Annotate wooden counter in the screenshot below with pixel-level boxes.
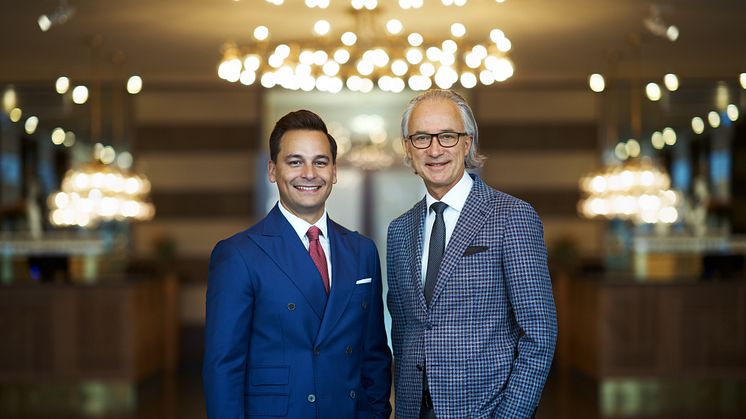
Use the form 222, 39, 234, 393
555, 275, 746, 379
0, 276, 179, 383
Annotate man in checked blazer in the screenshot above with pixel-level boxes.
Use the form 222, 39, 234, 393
387, 90, 557, 418
203, 110, 392, 419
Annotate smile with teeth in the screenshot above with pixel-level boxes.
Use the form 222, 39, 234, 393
294, 185, 322, 191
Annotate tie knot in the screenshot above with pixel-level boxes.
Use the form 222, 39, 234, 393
430, 201, 448, 216
307, 226, 322, 241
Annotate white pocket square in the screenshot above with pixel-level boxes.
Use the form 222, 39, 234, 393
356, 278, 372, 284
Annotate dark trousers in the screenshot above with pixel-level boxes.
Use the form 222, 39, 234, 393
420, 368, 436, 419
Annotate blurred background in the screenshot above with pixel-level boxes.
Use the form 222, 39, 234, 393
1, 0, 745, 418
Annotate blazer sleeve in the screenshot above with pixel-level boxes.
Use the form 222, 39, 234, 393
495, 201, 558, 418
203, 239, 255, 419
361, 242, 393, 419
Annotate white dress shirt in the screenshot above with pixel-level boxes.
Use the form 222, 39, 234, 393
277, 202, 333, 287
420, 171, 474, 285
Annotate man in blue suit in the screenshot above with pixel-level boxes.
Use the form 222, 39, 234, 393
204, 110, 392, 419
387, 90, 557, 418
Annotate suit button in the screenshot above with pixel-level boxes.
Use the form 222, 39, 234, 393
346, 346, 353, 354
287, 303, 296, 311
307, 394, 316, 403
314, 347, 320, 356
349, 390, 356, 399
416, 364, 423, 371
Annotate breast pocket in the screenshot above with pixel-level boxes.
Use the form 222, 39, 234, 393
245, 365, 289, 417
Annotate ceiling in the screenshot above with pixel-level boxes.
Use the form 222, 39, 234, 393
1, 0, 745, 87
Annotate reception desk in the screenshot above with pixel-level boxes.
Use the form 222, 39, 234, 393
558, 276, 746, 379
0, 276, 179, 383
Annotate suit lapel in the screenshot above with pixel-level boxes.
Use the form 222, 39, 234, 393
430, 175, 494, 308
247, 205, 327, 319
407, 198, 428, 312
316, 219, 357, 344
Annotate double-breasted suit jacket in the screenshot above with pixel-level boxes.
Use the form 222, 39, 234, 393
386, 174, 557, 418
204, 205, 392, 419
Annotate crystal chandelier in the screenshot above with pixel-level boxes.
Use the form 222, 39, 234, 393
217, 1, 514, 92
578, 159, 680, 224
48, 157, 155, 228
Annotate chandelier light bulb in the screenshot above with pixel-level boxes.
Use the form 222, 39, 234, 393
408, 33, 423, 47
708, 111, 721, 128
72, 85, 89, 104
253, 26, 269, 41
2, 87, 17, 112
662, 127, 676, 145
405, 47, 423, 64
341, 32, 357, 46
9, 107, 22, 122
333, 48, 350, 64
363, 0, 378, 10
25, 116, 40, 135
386, 19, 403, 35
460, 72, 477, 88
51, 127, 66, 145
589, 73, 605, 92
391, 59, 408, 76
727, 104, 739, 121
651, 131, 664, 149
351, 0, 364, 9
740, 73, 746, 89
663, 73, 679, 91
490, 28, 505, 43
691, 117, 705, 134
314, 20, 331, 36
450, 23, 466, 38
126, 75, 143, 94
55, 76, 70, 94
645, 82, 662, 101
666, 25, 679, 41
496, 37, 512, 52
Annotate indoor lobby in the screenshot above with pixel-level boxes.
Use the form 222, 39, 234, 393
1, 1, 746, 418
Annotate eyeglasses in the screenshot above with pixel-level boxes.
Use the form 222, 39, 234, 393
407, 131, 467, 149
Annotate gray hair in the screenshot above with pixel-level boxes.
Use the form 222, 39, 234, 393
400, 89, 485, 169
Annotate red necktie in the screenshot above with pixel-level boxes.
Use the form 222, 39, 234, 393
306, 226, 330, 294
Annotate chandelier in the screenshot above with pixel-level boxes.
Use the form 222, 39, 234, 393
47, 152, 155, 228
578, 159, 680, 224
217, 1, 514, 92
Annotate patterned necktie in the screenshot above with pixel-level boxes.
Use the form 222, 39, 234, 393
307, 226, 330, 295
424, 202, 447, 306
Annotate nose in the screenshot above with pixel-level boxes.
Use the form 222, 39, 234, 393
426, 137, 444, 157
301, 164, 316, 179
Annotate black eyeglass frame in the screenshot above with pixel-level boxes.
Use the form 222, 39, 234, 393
406, 131, 468, 149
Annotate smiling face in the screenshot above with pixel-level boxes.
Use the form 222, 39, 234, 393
406, 98, 472, 199
268, 129, 337, 223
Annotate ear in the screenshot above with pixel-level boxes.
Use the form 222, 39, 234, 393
267, 160, 277, 183
464, 134, 473, 154
331, 164, 337, 185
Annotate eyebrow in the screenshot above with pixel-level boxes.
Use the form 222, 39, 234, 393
284, 154, 330, 160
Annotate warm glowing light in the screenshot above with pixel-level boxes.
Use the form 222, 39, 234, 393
55, 76, 70, 94
651, 131, 664, 149
386, 19, 403, 35
408, 33, 423, 47
25, 116, 39, 135
334, 49, 350, 64
9, 107, 22, 122
727, 104, 739, 121
708, 111, 721, 128
127, 75, 143, 94
341, 32, 357, 46
645, 82, 662, 101
691, 117, 705, 134
662, 127, 676, 145
450, 23, 466, 38
253, 26, 269, 41
313, 20, 331, 36
2, 88, 17, 112
51, 127, 65, 145
589, 73, 605, 92
72, 85, 89, 104
740, 73, 746, 89
666, 25, 679, 41
663, 73, 679, 91
626, 139, 641, 158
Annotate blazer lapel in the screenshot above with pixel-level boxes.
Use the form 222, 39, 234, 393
248, 205, 327, 319
316, 219, 358, 344
407, 198, 428, 312
430, 175, 494, 308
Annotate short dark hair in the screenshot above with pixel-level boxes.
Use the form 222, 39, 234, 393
269, 110, 337, 163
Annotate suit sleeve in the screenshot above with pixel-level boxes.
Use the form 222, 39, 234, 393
203, 239, 255, 419
495, 201, 558, 418
361, 242, 393, 419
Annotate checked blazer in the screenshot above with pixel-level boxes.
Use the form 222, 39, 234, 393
386, 174, 557, 419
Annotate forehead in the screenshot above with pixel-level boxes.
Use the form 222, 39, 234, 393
408, 99, 464, 131
278, 129, 331, 157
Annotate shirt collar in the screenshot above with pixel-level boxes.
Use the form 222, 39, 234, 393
425, 171, 474, 213
277, 201, 329, 240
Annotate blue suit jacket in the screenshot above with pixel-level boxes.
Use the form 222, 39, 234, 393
386, 174, 557, 419
203, 205, 392, 419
